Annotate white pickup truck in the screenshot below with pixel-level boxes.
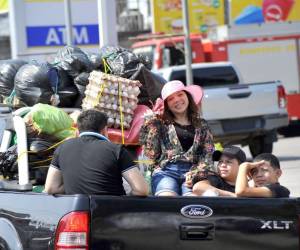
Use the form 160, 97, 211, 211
155, 62, 289, 157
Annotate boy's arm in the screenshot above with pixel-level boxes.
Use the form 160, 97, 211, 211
193, 180, 236, 197
235, 161, 273, 197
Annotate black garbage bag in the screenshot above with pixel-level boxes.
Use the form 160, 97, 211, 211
73, 83, 87, 108
28, 138, 55, 166
74, 72, 90, 86
130, 64, 166, 106
57, 86, 79, 107
28, 138, 55, 185
100, 45, 152, 78
32, 168, 49, 185
137, 54, 152, 70
0, 59, 27, 96
14, 62, 55, 106
86, 52, 102, 70
75, 82, 86, 95
0, 144, 18, 179
72, 72, 89, 108
55, 66, 79, 107
54, 46, 93, 79
56, 67, 74, 89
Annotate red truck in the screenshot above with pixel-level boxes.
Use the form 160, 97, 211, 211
131, 22, 300, 133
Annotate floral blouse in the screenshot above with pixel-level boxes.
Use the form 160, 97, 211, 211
139, 114, 215, 171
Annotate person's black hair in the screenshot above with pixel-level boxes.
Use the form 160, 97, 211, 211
162, 91, 201, 127
77, 109, 108, 133
253, 153, 280, 169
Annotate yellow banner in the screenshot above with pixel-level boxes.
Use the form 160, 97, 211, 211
152, 0, 225, 34
231, 0, 300, 23
0, 0, 8, 13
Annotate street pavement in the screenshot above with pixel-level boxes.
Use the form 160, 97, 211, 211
242, 135, 300, 197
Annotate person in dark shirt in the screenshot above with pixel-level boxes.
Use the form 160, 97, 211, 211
45, 109, 148, 196
235, 153, 290, 198
190, 146, 246, 197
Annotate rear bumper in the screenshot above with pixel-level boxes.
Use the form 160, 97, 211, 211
208, 113, 289, 143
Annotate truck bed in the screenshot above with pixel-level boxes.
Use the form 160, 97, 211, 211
0, 193, 299, 250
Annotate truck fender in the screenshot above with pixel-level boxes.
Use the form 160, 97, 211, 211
0, 218, 23, 250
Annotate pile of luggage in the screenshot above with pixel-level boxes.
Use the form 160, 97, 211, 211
0, 45, 166, 185
0, 45, 165, 109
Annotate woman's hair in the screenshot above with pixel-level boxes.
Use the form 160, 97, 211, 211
162, 91, 201, 127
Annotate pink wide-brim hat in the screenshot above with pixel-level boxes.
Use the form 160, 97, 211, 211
161, 80, 204, 105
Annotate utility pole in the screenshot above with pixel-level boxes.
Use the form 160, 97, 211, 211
98, 0, 118, 47
182, 0, 193, 85
64, 0, 73, 46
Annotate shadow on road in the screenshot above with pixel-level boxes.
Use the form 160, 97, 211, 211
278, 123, 300, 138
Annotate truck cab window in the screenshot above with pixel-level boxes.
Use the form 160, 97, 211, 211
163, 46, 185, 68
170, 66, 239, 87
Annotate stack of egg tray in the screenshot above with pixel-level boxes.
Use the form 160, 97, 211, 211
82, 71, 141, 129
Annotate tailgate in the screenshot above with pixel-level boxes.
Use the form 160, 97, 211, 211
90, 196, 299, 250
202, 82, 280, 120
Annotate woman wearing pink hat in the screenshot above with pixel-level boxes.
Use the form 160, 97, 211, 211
140, 80, 215, 196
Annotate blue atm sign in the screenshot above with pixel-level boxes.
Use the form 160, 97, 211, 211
26, 25, 99, 47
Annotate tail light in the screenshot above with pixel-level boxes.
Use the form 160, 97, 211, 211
277, 85, 286, 109
55, 211, 89, 250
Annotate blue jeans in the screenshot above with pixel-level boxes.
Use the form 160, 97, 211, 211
151, 161, 192, 196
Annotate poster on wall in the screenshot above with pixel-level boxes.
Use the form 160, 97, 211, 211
0, 0, 8, 13
230, 0, 300, 25
152, 0, 225, 34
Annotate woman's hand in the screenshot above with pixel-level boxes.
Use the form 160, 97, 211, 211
185, 171, 193, 188
152, 98, 164, 115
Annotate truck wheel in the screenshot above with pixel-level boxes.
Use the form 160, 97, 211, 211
249, 136, 273, 158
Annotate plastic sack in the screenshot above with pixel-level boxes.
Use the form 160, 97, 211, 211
74, 72, 90, 86
130, 64, 166, 106
54, 46, 93, 79
14, 62, 55, 106
0, 144, 18, 179
100, 45, 152, 78
73, 83, 86, 108
28, 138, 55, 166
57, 86, 79, 107
56, 67, 74, 89
86, 52, 102, 70
24, 103, 75, 140
0, 59, 27, 96
55, 67, 78, 107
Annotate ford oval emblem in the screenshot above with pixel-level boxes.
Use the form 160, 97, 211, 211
181, 205, 213, 218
